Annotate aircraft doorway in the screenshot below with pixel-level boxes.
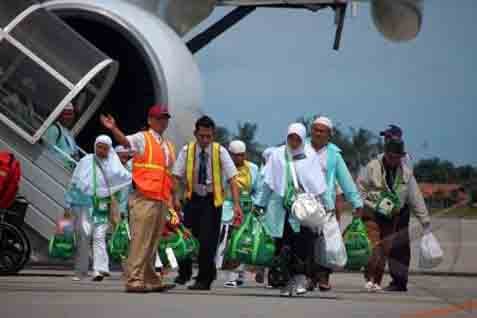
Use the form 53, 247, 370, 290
57, 13, 162, 152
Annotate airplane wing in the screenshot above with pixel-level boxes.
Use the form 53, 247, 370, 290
158, 0, 422, 44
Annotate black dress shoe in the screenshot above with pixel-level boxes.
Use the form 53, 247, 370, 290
150, 283, 176, 293
174, 276, 190, 285
187, 281, 211, 291
383, 284, 407, 292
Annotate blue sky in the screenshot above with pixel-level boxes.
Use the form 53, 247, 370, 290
188, 1, 476, 166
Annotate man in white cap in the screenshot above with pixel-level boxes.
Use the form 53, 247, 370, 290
43, 103, 80, 168
216, 140, 260, 287
305, 116, 364, 292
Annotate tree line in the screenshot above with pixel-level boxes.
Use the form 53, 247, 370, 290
216, 120, 477, 187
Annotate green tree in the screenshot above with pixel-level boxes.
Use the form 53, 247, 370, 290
215, 125, 231, 146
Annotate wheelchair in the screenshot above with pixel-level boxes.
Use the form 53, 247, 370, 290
0, 197, 31, 275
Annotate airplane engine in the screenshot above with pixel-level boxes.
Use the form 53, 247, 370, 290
371, 0, 423, 42
43, 0, 203, 149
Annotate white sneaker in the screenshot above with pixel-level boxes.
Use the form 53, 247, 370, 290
280, 278, 296, 297
364, 281, 374, 292
72, 276, 81, 281
372, 283, 382, 292
294, 275, 308, 296
224, 280, 241, 288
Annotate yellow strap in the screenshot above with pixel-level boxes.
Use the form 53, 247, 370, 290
185, 142, 196, 200
212, 142, 224, 207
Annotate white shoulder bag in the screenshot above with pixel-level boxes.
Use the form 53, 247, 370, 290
288, 154, 327, 228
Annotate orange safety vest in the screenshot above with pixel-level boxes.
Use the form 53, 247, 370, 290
132, 131, 175, 202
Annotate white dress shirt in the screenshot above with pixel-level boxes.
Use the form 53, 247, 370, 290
172, 143, 237, 195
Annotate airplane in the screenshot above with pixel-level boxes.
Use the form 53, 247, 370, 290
0, 0, 423, 259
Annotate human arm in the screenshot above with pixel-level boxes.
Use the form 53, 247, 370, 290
100, 114, 131, 148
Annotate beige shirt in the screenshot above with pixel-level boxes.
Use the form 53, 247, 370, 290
356, 158, 430, 224
172, 143, 237, 195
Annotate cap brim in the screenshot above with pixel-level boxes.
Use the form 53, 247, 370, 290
150, 113, 171, 119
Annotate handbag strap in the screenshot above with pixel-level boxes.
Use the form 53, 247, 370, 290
285, 150, 300, 192
93, 157, 113, 199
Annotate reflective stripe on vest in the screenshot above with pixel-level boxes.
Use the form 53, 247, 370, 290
132, 131, 174, 201
185, 142, 224, 207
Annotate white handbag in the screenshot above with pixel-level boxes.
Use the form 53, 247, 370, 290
288, 154, 327, 228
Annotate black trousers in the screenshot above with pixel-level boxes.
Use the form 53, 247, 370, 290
388, 204, 411, 288
178, 193, 222, 285
281, 211, 315, 276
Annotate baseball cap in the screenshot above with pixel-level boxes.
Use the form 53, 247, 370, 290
148, 104, 171, 119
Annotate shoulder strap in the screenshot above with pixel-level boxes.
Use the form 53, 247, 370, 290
94, 157, 113, 198
285, 150, 300, 192
53, 123, 63, 145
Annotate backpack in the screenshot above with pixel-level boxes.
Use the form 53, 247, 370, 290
0, 151, 21, 209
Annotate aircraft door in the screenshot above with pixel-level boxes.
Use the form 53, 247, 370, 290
0, 0, 118, 144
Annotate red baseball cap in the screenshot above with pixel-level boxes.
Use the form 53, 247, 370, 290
148, 104, 171, 119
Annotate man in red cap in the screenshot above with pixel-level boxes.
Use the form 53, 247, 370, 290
101, 104, 176, 293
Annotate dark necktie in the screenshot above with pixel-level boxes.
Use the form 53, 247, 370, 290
198, 149, 207, 185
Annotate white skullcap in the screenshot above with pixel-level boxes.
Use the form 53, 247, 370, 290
115, 145, 130, 153
313, 116, 333, 130
229, 140, 246, 154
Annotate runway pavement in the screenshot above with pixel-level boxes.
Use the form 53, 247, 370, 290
0, 270, 475, 318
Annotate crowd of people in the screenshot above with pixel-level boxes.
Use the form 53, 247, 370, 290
48, 103, 433, 296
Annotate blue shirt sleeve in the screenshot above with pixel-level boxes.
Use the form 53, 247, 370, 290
335, 153, 363, 209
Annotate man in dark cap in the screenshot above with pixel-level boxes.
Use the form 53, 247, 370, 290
379, 125, 412, 292
357, 128, 431, 292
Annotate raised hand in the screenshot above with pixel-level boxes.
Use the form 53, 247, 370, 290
100, 114, 116, 130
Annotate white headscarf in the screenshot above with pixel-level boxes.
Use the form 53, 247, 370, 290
263, 123, 326, 197
70, 135, 132, 198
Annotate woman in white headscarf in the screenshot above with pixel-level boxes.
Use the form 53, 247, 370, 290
254, 123, 327, 297
65, 135, 131, 282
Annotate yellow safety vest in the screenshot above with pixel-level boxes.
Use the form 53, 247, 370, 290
186, 142, 224, 207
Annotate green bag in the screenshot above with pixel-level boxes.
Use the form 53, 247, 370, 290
343, 218, 372, 270
108, 219, 130, 262
225, 213, 276, 267
375, 170, 402, 219
158, 225, 199, 267
48, 234, 75, 260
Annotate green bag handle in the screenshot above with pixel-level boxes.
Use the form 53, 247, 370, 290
160, 225, 186, 251
229, 212, 254, 260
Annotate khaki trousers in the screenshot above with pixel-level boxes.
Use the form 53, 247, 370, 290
126, 192, 167, 289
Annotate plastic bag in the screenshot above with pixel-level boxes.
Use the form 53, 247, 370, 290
108, 219, 130, 262
158, 225, 199, 267
419, 232, 443, 269
225, 213, 276, 267
343, 218, 372, 270
48, 212, 75, 259
317, 214, 347, 270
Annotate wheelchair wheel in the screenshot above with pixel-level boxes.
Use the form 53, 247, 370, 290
0, 222, 31, 275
